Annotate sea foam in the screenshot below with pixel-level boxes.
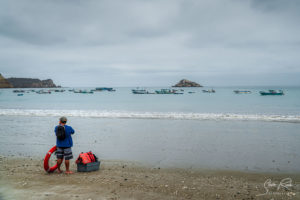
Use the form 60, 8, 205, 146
0, 109, 300, 123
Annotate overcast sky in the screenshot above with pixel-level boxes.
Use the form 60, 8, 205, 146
0, 0, 300, 87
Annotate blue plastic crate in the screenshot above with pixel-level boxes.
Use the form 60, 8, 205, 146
77, 161, 100, 172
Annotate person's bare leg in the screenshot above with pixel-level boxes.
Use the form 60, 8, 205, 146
65, 160, 73, 174
57, 159, 63, 173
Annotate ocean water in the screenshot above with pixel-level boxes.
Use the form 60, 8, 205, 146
0, 87, 300, 172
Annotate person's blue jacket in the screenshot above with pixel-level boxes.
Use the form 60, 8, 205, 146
54, 125, 75, 148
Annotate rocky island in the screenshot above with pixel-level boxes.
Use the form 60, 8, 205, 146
0, 73, 59, 88
172, 79, 202, 87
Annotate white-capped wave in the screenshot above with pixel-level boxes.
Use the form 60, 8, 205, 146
0, 109, 299, 123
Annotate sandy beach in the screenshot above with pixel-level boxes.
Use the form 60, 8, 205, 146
0, 155, 299, 200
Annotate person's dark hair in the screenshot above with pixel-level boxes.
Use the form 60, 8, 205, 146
60, 116, 67, 124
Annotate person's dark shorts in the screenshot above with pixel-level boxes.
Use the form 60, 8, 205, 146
56, 147, 73, 160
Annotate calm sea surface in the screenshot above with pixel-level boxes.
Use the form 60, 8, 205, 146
0, 87, 299, 172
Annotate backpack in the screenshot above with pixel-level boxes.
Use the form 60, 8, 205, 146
56, 125, 66, 140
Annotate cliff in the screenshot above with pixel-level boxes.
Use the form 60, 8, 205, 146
172, 79, 202, 87
6, 77, 57, 88
0, 74, 13, 88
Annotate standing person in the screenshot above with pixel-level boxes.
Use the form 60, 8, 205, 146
54, 116, 75, 174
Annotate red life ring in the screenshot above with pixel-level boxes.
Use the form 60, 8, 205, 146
44, 145, 58, 173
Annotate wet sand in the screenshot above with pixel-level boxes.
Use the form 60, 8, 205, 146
0, 155, 299, 200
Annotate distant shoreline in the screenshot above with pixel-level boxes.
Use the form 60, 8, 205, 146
2, 85, 300, 89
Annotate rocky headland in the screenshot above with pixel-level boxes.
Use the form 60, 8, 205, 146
173, 79, 202, 87
0, 74, 13, 88
0, 73, 58, 88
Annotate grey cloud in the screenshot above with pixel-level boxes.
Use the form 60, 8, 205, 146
251, 0, 300, 14
0, 0, 299, 86
0, 0, 178, 46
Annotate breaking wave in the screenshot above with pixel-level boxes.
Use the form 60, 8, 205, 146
0, 109, 300, 123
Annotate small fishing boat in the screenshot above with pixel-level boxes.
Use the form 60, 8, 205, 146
188, 91, 196, 94
155, 89, 172, 94
202, 89, 215, 93
54, 89, 65, 92
13, 90, 25, 93
36, 90, 51, 94
73, 90, 81, 93
234, 90, 251, 94
74, 90, 93, 94
259, 90, 284, 95
132, 89, 153, 94
17, 93, 24, 96
155, 89, 183, 94
173, 90, 184, 94
94, 87, 116, 92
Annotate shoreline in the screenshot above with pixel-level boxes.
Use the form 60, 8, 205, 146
1, 155, 300, 200
2, 153, 300, 174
